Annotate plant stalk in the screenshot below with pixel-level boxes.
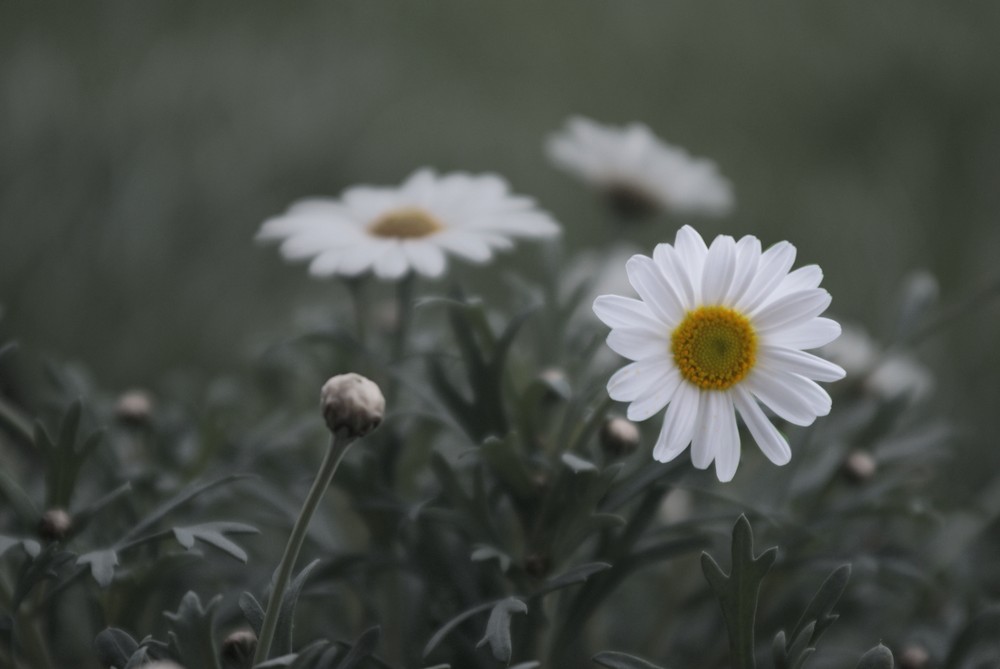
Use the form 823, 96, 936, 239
252, 432, 354, 664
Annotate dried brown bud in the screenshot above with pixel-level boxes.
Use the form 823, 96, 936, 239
898, 645, 930, 669
320, 373, 385, 439
38, 508, 72, 541
115, 389, 154, 425
523, 552, 551, 578
220, 629, 258, 669
843, 450, 877, 483
600, 416, 640, 458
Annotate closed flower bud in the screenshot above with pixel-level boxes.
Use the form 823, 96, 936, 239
898, 645, 929, 669
843, 450, 877, 483
320, 373, 385, 439
144, 662, 185, 669
115, 389, 154, 425
38, 508, 72, 541
221, 629, 257, 669
600, 416, 640, 458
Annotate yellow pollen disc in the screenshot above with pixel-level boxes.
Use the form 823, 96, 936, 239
368, 207, 444, 239
671, 306, 757, 391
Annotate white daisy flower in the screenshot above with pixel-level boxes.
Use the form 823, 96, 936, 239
592, 225, 845, 482
258, 169, 560, 280
546, 116, 734, 219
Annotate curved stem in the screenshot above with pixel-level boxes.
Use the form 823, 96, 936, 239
252, 433, 354, 664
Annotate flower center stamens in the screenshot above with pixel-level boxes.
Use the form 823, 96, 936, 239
671, 306, 757, 390
368, 207, 443, 239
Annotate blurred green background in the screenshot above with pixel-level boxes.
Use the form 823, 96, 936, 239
2, 1, 999, 462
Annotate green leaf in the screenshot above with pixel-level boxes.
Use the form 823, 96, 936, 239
93, 627, 138, 668
789, 564, 851, 648
592, 650, 668, 669
471, 544, 512, 572
856, 644, 894, 669
273, 559, 322, 656
0, 470, 40, 526
532, 562, 612, 598
164, 591, 222, 669
943, 605, 1000, 669
423, 599, 500, 659
0, 535, 40, 559
239, 591, 265, 636
334, 625, 381, 669
510, 663, 541, 669
481, 434, 537, 499
700, 515, 776, 669
77, 549, 119, 588
172, 522, 259, 563
477, 597, 528, 664
561, 453, 598, 473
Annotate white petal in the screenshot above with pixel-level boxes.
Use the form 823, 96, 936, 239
701, 235, 737, 305
337, 241, 388, 276
308, 249, 348, 277
673, 226, 709, 302
372, 245, 410, 279
725, 235, 761, 307
735, 241, 796, 313
765, 317, 841, 350
626, 366, 682, 421
403, 242, 447, 278
732, 386, 791, 465
593, 295, 665, 330
606, 329, 668, 361
626, 255, 685, 326
746, 368, 829, 426
690, 391, 721, 470
752, 289, 832, 333
434, 232, 493, 262
773, 264, 822, 299
652, 242, 697, 309
652, 383, 699, 463
607, 358, 675, 402
758, 346, 846, 382
712, 394, 741, 482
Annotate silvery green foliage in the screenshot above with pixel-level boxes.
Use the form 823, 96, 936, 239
0, 270, 995, 669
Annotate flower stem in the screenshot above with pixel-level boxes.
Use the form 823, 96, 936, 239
252, 432, 354, 665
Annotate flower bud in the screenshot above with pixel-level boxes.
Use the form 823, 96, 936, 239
220, 629, 257, 669
320, 373, 385, 439
38, 508, 72, 541
144, 662, 185, 669
842, 450, 877, 483
600, 416, 640, 459
115, 389, 154, 425
899, 645, 929, 669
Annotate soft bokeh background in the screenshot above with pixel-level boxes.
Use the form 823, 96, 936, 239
2, 1, 999, 470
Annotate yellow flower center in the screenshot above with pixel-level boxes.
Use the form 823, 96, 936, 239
671, 306, 757, 390
368, 207, 444, 239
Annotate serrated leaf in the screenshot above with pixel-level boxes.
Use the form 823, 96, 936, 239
239, 591, 265, 636
790, 564, 851, 648
476, 597, 528, 664
93, 627, 138, 668
164, 591, 222, 669
172, 522, 259, 563
423, 600, 500, 659
471, 545, 512, 572
122, 475, 252, 543
592, 650, 668, 669
701, 515, 776, 669
533, 562, 612, 598
334, 625, 381, 669
561, 453, 598, 473
0, 535, 40, 558
856, 644, 893, 669
77, 549, 119, 588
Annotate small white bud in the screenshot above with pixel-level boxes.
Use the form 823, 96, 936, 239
320, 373, 385, 439
600, 416, 640, 458
115, 389, 154, 424
38, 508, 73, 541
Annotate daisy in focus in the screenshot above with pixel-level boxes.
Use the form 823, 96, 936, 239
546, 116, 734, 219
258, 169, 560, 280
593, 226, 845, 482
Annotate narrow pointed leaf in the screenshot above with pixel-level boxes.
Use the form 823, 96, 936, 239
334, 625, 381, 669
592, 650, 668, 669
476, 597, 528, 663
239, 591, 266, 636
532, 562, 612, 598
93, 627, 138, 668
423, 600, 500, 659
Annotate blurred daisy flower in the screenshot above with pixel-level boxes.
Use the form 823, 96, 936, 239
258, 169, 560, 280
593, 226, 845, 482
546, 116, 734, 219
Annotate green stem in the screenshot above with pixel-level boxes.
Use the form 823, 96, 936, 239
345, 277, 369, 346
252, 432, 354, 664
386, 273, 415, 402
